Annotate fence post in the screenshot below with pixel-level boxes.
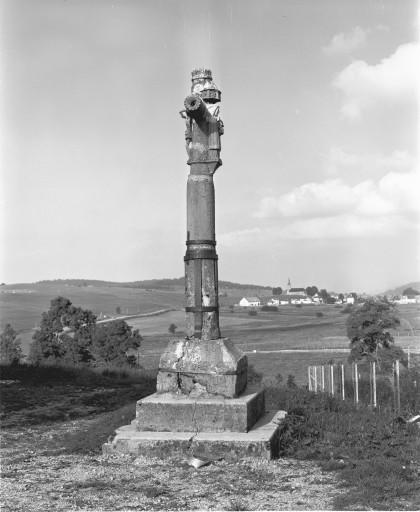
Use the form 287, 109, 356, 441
395, 359, 400, 413
341, 364, 345, 401
372, 361, 377, 408
314, 366, 318, 393
330, 365, 334, 396
354, 363, 359, 406
308, 366, 312, 391
321, 365, 325, 392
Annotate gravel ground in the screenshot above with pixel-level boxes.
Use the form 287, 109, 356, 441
0, 418, 348, 511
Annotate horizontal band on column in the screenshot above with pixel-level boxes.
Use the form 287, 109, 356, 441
184, 249, 218, 261
186, 239, 216, 246
186, 306, 218, 313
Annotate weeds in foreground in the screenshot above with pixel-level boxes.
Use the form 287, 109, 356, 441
265, 384, 420, 510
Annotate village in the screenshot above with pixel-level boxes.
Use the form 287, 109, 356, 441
238, 281, 420, 308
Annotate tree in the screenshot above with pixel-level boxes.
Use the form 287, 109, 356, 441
92, 320, 142, 367
115, 306, 122, 315
319, 289, 329, 303
29, 296, 96, 365
0, 324, 23, 364
305, 286, 319, 297
286, 374, 297, 388
272, 287, 283, 295
168, 323, 177, 334
402, 287, 420, 296
346, 298, 401, 369
338, 293, 344, 302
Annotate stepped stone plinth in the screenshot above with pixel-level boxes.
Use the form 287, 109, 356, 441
103, 69, 285, 460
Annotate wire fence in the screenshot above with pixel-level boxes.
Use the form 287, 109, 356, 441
307, 357, 419, 413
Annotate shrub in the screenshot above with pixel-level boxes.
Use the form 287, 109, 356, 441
247, 364, 263, 385
316, 312, 324, 318
342, 304, 353, 314
248, 309, 258, 316
0, 324, 23, 365
261, 305, 279, 312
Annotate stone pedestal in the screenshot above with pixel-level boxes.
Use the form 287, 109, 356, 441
104, 337, 286, 460
156, 337, 247, 398
135, 387, 265, 433
103, 410, 286, 461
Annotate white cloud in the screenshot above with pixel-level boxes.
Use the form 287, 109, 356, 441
326, 148, 414, 177
221, 169, 420, 244
278, 213, 409, 240
256, 171, 419, 220
220, 211, 415, 247
323, 26, 367, 56
333, 42, 420, 119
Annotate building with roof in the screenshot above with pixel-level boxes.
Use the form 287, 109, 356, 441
239, 297, 261, 307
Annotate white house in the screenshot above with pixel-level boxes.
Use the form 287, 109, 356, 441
239, 297, 261, 307
395, 295, 419, 305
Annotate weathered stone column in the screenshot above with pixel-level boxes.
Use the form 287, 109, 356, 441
156, 69, 247, 398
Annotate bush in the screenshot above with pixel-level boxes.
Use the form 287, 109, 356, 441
295, 304, 302, 308
261, 305, 278, 312
316, 312, 324, 318
247, 364, 263, 385
248, 309, 258, 316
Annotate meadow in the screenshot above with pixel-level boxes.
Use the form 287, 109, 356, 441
2, 281, 419, 385
128, 304, 420, 385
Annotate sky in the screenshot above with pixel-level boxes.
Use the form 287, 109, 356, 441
1, 0, 419, 293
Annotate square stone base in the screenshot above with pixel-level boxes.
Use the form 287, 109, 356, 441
135, 388, 265, 433
103, 410, 287, 460
157, 337, 247, 398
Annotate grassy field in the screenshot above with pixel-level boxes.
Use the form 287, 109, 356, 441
2, 284, 420, 385
128, 305, 420, 385
0, 282, 185, 332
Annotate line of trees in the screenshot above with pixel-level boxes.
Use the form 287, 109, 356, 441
271, 285, 358, 304
1, 296, 142, 368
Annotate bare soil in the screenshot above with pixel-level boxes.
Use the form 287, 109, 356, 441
1, 414, 347, 511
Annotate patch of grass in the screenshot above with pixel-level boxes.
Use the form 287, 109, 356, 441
226, 498, 249, 511
0, 363, 156, 427
266, 384, 420, 510
42, 403, 137, 454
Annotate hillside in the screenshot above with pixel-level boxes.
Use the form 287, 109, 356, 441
384, 281, 420, 296
9, 277, 272, 292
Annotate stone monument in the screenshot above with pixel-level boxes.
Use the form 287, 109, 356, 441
104, 69, 285, 460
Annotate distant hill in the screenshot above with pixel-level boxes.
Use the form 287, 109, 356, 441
31, 277, 271, 292
383, 281, 420, 296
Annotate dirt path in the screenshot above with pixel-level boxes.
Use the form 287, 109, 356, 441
1, 417, 348, 511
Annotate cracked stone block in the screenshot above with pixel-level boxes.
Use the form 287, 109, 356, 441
157, 337, 247, 398
135, 388, 265, 433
